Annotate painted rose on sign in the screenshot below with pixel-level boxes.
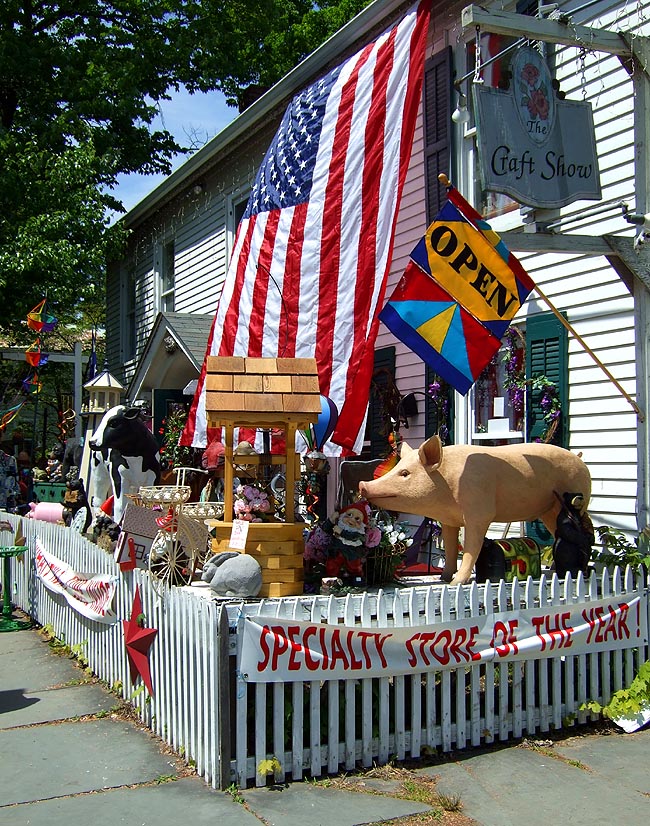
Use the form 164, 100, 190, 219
513, 47, 555, 145
528, 87, 550, 121
521, 63, 540, 86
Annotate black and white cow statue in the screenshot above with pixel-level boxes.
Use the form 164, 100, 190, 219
88, 405, 161, 525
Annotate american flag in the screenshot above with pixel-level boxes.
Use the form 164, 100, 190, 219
182, 0, 430, 454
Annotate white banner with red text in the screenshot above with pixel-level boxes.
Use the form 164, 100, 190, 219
240, 594, 647, 682
35, 539, 118, 624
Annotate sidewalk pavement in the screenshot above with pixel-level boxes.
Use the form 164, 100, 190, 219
2, 619, 649, 826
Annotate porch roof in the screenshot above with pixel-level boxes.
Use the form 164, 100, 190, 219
126, 312, 213, 401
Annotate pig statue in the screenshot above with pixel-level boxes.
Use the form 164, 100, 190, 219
27, 501, 65, 524
359, 435, 591, 585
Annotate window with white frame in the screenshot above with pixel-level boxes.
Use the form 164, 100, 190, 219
227, 191, 250, 259
159, 238, 175, 312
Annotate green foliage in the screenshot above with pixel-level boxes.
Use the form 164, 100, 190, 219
257, 756, 282, 780
47, 633, 73, 658
186, 1, 373, 108
583, 661, 650, 722
0, 137, 125, 327
0, 1, 372, 338
130, 683, 148, 702
225, 782, 246, 804
594, 525, 650, 571
153, 774, 177, 784
158, 404, 194, 470
70, 640, 89, 668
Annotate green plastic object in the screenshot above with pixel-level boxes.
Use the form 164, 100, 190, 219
0, 546, 31, 632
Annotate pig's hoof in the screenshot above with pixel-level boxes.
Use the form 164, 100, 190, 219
440, 570, 455, 583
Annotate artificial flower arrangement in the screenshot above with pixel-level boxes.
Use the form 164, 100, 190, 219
303, 499, 413, 590
234, 482, 276, 522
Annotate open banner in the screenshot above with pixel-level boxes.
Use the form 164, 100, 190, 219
35, 540, 118, 624
380, 184, 535, 395
240, 594, 647, 682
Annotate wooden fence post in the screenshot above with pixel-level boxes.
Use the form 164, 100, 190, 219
217, 605, 232, 789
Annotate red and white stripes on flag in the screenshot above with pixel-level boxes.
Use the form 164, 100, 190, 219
182, 0, 430, 454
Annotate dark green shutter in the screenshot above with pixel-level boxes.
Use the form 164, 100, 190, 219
525, 312, 568, 447
364, 347, 397, 459
423, 47, 452, 221
525, 313, 568, 543
422, 49, 454, 437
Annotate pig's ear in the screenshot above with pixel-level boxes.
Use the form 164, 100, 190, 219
399, 442, 414, 457
418, 435, 443, 468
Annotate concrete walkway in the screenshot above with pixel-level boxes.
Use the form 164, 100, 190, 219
2, 618, 649, 825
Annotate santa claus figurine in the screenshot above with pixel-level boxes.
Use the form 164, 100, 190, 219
324, 501, 371, 581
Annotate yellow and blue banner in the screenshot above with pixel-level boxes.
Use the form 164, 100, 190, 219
380, 186, 534, 394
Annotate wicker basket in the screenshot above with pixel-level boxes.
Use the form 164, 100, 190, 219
182, 501, 224, 520
138, 486, 192, 507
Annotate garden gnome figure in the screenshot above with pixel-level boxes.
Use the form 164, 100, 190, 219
325, 501, 370, 580
46, 445, 64, 482
552, 492, 594, 578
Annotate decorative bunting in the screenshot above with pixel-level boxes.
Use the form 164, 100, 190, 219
1, 298, 56, 431
21, 373, 42, 394
26, 299, 58, 333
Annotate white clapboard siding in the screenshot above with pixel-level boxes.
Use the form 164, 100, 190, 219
4, 516, 648, 791
450, 0, 626, 486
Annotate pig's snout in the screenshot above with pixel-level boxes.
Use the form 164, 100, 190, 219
359, 480, 371, 499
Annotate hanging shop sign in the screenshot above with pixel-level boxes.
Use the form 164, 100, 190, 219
473, 46, 601, 208
239, 592, 646, 682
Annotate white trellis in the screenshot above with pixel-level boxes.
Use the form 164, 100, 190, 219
3, 515, 648, 789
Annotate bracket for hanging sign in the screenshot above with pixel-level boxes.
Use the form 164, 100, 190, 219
460, 5, 632, 55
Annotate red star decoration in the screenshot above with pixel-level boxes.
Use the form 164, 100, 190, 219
123, 586, 158, 695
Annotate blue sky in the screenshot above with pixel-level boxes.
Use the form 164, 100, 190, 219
112, 87, 239, 215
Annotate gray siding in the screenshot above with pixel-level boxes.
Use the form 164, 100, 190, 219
111, 130, 275, 386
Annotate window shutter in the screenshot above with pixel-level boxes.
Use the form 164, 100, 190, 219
423, 47, 452, 221
364, 347, 397, 459
525, 312, 568, 447
422, 49, 454, 436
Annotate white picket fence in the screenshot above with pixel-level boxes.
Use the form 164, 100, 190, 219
3, 515, 649, 790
